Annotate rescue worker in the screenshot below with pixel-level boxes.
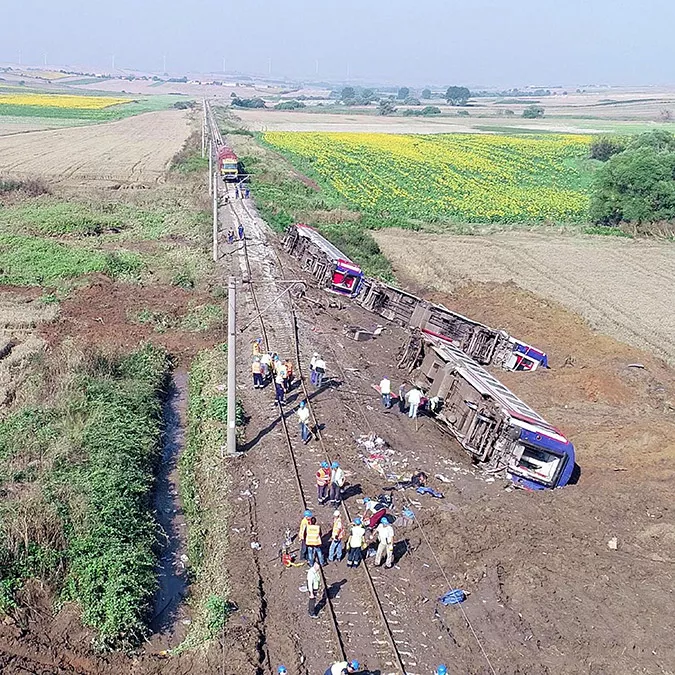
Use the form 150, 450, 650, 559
324, 660, 360, 675
260, 351, 272, 381
398, 383, 407, 413
380, 376, 392, 408
277, 667, 287, 675
252, 338, 262, 356
329, 461, 345, 506
309, 353, 320, 385
305, 516, 324, 566
274, 372, 285, 404
328, 510, 345, 562
298, 509, 312, 561
244, 186, 250, 198
227, 228, 235, 244
406, 386, 423, 419
283, 359, 294, 391
238, 223, 245, 240
316, 461, 331, 504
314, 355, 327, 388
435, 666, 448, 675
346, 517, 366, 568
307, 560, 322, 618
252, 357, 263, 389
374, 517, 395, 568
297, 400, 311, 444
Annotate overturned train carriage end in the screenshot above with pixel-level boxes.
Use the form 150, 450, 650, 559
415, 340, 575, 489
283, 223, 365, 297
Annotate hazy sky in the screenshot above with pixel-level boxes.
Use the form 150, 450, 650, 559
1, 0, 673, 87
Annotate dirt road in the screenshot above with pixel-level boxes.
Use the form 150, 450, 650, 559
0, 110, 191, 183
375, 230, 675, 366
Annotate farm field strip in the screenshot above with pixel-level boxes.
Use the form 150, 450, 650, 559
0, 109, 192, 183
262, 131, 593, 223
375, 230, 675, 365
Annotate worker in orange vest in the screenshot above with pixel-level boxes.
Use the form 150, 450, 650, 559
316, 461, 331, 505
328, 510, 345, 563
298, 509, 312, 561
305, 516, 324, 566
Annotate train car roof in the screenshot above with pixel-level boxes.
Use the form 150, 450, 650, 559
295, 223, 359, 268
430, 341, 568, 443
217, 147, 238, 159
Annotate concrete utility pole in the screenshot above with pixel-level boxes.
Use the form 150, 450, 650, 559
208, 140, 213, 194
226, 276, 237, 457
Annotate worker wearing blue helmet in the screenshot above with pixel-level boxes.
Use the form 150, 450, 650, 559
324, 659, 360, 675
277, 667, 287, 675
298, 509, 312, 561
435, 665, 448, 675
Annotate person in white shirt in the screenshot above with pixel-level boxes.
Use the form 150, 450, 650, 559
374, 519, 395, 568
306, 561, 322, 618
406, 387, 423, 419
309, 353, 320, 385
329, 461, 345, 506
346, 518, 366, 568
324, 660, 360, 675
379, 377, 391, 408
297, 400, 311, 443
313, 357, 326, 388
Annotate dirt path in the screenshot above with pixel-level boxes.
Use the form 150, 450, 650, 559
375, 230, 675, 366
0, 110, 191, 184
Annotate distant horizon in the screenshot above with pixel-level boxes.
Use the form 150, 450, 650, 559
2, 61, 672, 94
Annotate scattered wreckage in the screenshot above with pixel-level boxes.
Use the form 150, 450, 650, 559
283, 223, 576, 490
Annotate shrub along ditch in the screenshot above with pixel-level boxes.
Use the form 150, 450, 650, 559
0, 344, 171, 648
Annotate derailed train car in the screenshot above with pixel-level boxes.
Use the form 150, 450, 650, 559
359, 278, 547, 370
283, 223, 365, 297
411, 339, 575, 489
284, 224, 548, 371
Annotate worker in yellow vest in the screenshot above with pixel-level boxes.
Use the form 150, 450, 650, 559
305, 516, 324, 566
298, 509, 312, 561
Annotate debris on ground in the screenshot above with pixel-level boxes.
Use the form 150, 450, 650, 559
608, 537, 619, 550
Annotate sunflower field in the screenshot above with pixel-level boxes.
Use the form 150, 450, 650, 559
0, 92, 135, 121
262, 131, 594, 223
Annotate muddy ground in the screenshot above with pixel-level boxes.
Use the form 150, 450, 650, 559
3, 214, 675, 673
3, 227, 675, 675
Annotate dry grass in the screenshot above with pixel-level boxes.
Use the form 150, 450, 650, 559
375, 229, 675, 365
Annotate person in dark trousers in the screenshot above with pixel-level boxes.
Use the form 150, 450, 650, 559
235, 185, 240, 198
227, 229, 235, 244
238, 224, 245, 240
244, 186, 250, 198
275, 378, 285, 404
346, 517, 366, 568
398, 384, 407, 413
298, 510, 312, 561
307, 560, 322, 618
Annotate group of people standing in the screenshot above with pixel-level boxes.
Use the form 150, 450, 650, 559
298, 487, 397, 619
251, 340, 295, 403
379, 377, 439, 419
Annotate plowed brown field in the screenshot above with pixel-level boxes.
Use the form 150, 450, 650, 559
0, 110, 191, 183
375, 230, 675, 365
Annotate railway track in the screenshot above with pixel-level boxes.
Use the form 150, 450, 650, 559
205, 104, 418, 674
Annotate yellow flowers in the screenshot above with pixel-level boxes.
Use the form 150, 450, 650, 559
263, 131, 593, 223
0, 93, 131, 110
